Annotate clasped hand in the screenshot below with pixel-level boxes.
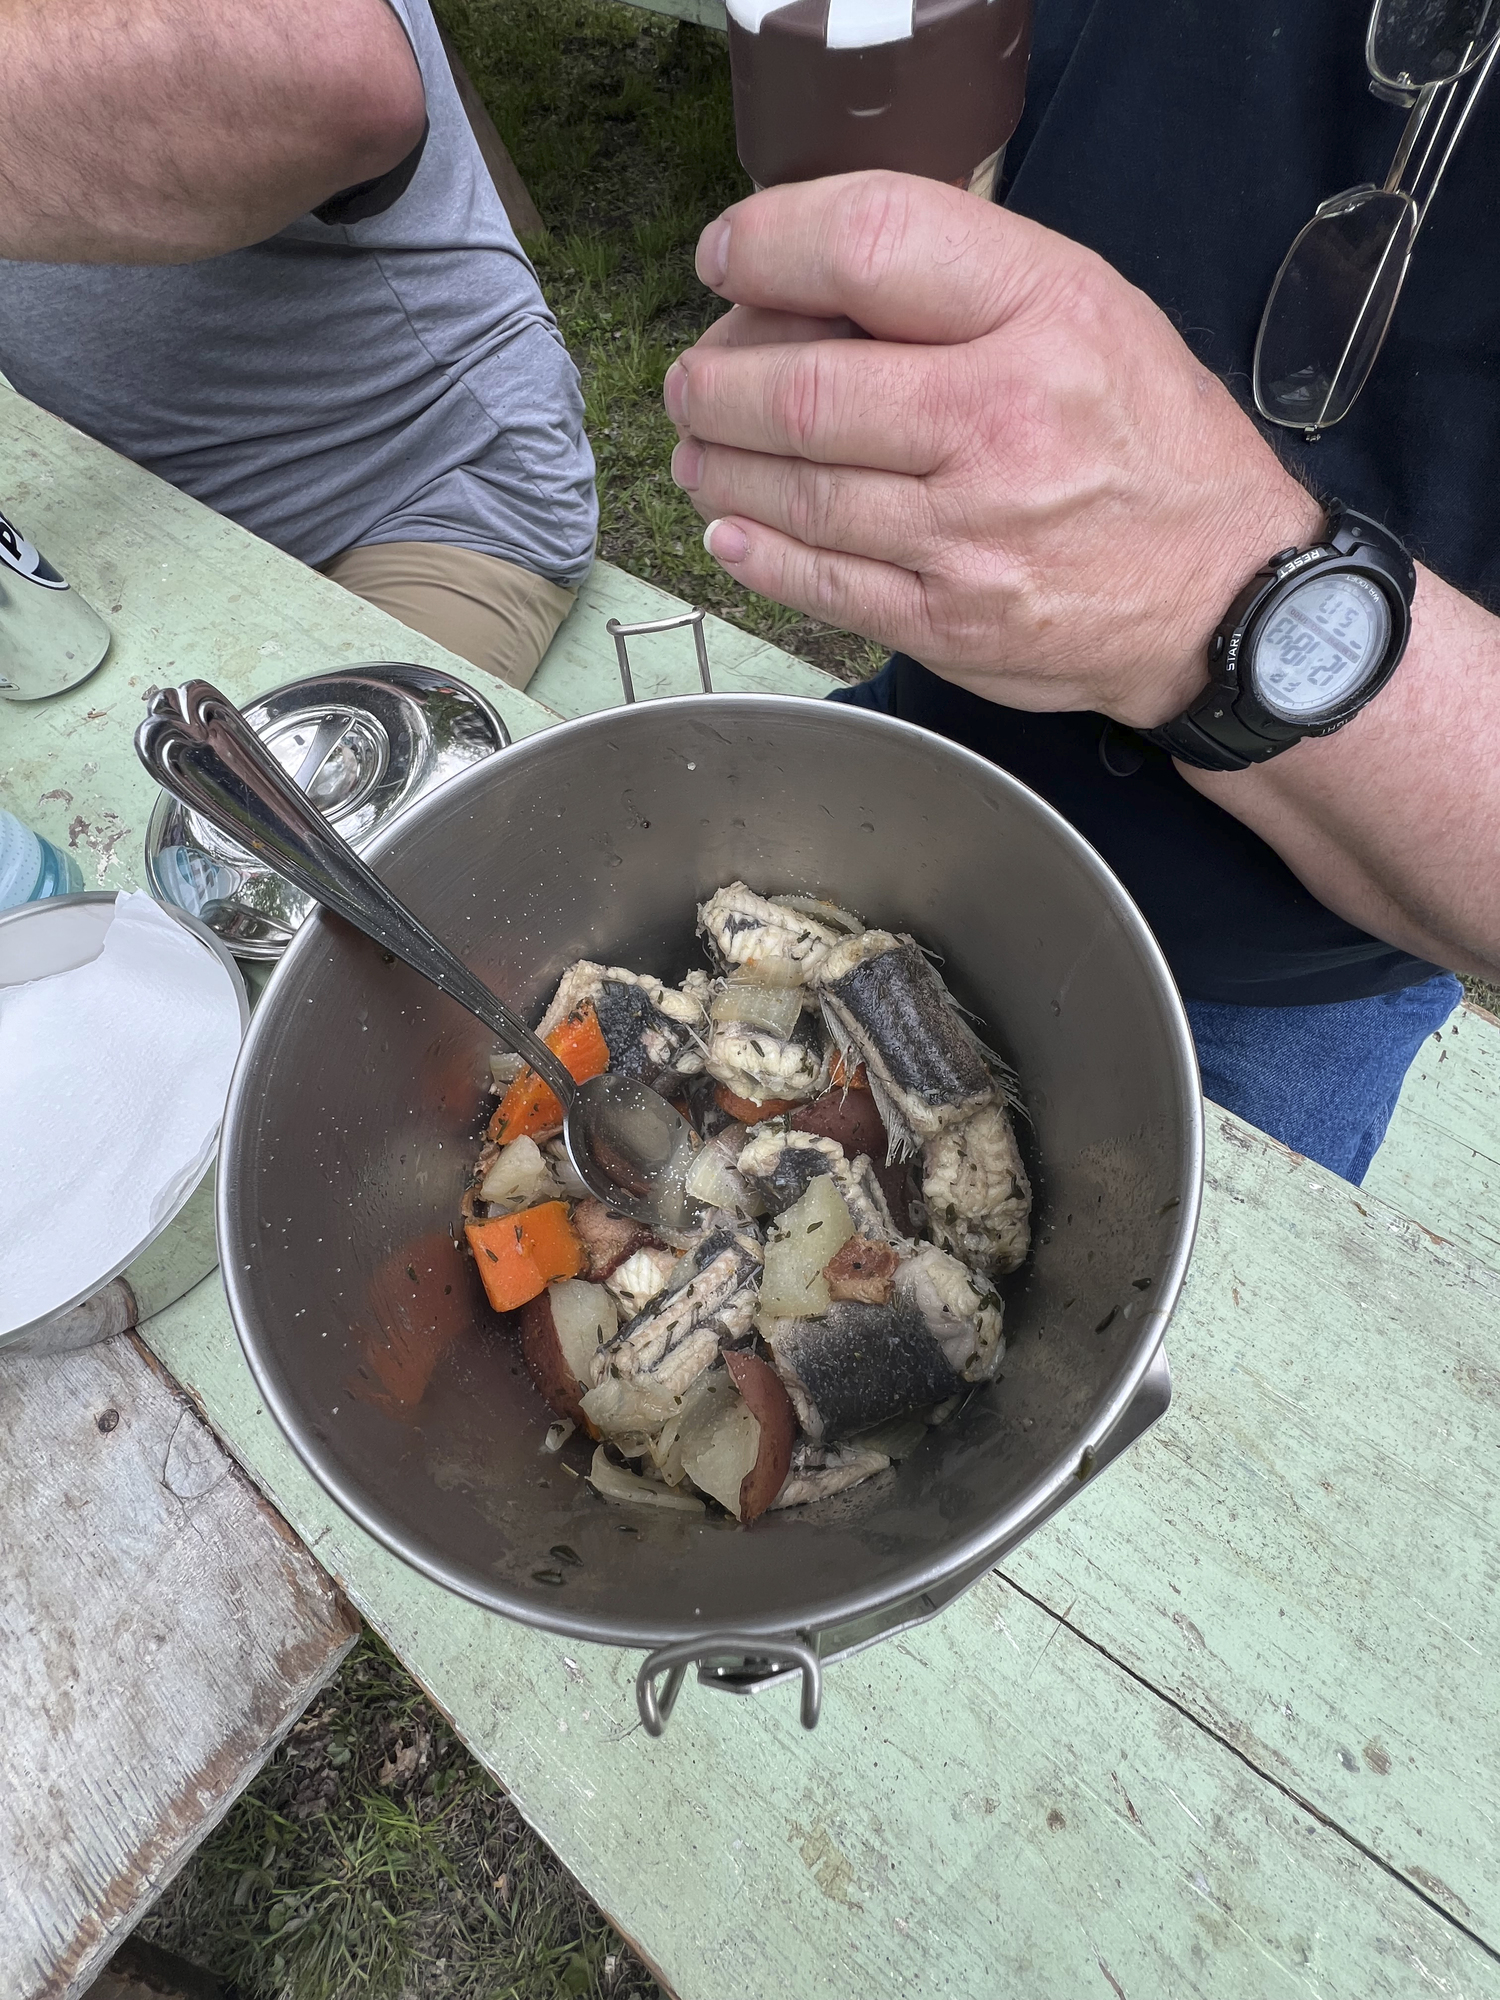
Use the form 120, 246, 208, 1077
665, 172, 1320, 731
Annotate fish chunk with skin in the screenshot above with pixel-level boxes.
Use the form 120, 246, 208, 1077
736, 1129, 902, 1244
698, 883, 842, 987
537, 960, 708, 1088
814, 931, 1003, 1159
895, 1241, 1005, 1383
921, 1100, 1032, 1275
762, 1299, 964, 1441
771, 1439, 890, 1509
592, 1222, 764, 1403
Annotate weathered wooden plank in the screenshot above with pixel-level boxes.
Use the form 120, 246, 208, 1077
0, 1337, 357, 2000
143, 1108, 1500, 1999
1004, 1105, 1500, 1941
1366, 1002, 1500, 1273
529, 563, 834, 715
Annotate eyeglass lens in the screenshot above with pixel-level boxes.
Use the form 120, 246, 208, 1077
1253, 190, 1417, 430
1368, 0, 1500, 88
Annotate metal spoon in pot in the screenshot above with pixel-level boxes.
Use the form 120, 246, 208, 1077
136, 680, 701, 1231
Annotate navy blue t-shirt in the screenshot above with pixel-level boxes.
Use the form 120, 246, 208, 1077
831, 0, 1499, 1006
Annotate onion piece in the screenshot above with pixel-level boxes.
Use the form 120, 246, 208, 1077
489, 1049, 527, 1087
676, 1369, 761, 1517
683, 1141, 763, 1218
579, 1373, 679, 1440
479, 1134, 558, 1213
542, 1419, 576, 1454
758, 1174, 856, 1321
710, 983, 804, 1038
589, 1446, 704, 1512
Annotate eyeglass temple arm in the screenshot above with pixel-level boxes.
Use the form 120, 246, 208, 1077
1385, 36, 1500, 225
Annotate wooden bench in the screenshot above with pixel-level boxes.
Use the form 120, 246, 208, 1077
5, 383, 1500, 1999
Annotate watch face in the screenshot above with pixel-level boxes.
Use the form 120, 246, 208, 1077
1252, 571, 1391, 721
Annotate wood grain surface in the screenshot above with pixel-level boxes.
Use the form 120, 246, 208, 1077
0, 1338, 356, 2000
143, 1111, 1500, 2000
1366, 1001, 1500, 1271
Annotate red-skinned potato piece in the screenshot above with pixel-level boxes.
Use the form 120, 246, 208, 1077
792, 1088, 914, 1233
571, 1198, 654, 1280
724, 1349, 798, 1522
518, 1291, 588, 1425
824, 1234, 900, 1304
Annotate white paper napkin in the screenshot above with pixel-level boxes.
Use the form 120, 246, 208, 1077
0, 891, 244, 1334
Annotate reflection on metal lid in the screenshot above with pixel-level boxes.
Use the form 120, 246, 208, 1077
145, 662, 509, 958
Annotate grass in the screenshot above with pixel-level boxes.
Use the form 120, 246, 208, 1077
139, 1632, 664, 2000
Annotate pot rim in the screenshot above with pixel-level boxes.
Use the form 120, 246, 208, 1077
218, 693, 1204, 1647
1, 890, 249, 1345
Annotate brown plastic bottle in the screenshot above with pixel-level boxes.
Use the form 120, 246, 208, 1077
727, 0, 1033, 195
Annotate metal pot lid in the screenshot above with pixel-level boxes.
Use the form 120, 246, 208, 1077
144, 662, 509, 957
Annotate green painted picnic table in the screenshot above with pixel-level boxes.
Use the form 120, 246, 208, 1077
4, 383, 1500, 2000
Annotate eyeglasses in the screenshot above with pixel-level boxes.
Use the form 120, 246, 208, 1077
1253, 0, 1500, 436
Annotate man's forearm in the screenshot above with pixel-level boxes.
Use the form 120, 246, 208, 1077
0, 0, 426, 263
1182, 563, 1500, 985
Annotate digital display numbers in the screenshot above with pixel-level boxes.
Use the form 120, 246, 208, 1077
1253, 572, 1390, 721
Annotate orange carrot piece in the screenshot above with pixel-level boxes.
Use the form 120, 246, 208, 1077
488, 1003, 610, 1143
466, 1200, 585, 1313
830, 1054, 869, 1090
715, 1083, 804, 1124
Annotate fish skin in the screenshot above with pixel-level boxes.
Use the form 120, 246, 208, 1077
764, 1298, 963, 1441
816, 936, 994, 1157
536, 961, 708, 1085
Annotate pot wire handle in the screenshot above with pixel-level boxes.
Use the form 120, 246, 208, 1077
606, 608, 713, 705
135, 680, 576, 1105
635, 1632, 822, 1736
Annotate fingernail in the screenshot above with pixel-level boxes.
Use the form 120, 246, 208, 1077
703, 518, 749, 565
671, 439, 703, 491
696, 218, 731, 288
663, 360, 689, 427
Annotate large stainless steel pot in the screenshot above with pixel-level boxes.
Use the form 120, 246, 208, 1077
219, 695, 1202, 1731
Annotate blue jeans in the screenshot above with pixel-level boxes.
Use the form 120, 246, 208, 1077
1185, 973, 1463, 1185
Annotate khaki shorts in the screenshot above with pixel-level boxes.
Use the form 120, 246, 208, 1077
320, 540, 576, 692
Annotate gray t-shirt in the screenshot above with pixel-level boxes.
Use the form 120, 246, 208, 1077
0, 0, 597, 588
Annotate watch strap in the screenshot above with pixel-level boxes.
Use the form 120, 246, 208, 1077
1144, 503, 1414, 774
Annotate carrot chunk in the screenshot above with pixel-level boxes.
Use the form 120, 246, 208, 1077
715, 1083, 804, 1124
830, 1054, 868, 1090
488, 1003, 610, 1143
466, 1200, 585, 1313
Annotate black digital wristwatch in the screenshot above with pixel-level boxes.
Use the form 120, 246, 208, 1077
1145, 504, 1416, 773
